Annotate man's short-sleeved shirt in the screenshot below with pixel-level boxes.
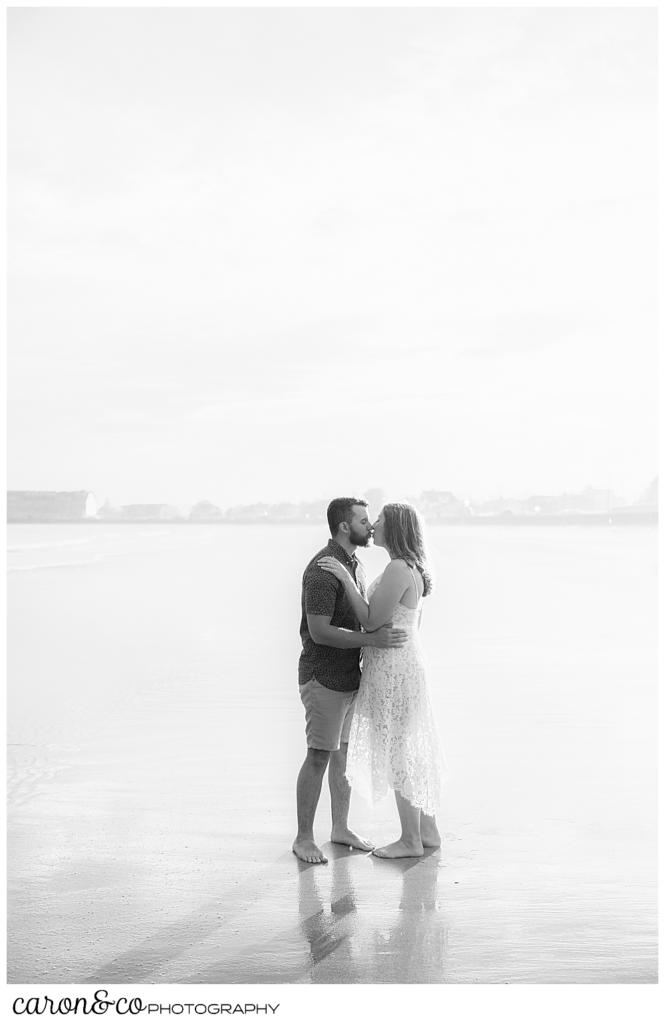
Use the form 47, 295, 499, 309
298, 539, 368, 693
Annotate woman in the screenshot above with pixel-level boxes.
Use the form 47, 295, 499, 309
318, 502, 447, 859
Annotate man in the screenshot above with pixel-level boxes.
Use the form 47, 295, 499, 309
292, 497, 408, 865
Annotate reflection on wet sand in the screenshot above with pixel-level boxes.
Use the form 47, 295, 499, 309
75, 845, 448, 984
299, 845, 448, 983
296, 845, 360, 980
365, 851, 448, 984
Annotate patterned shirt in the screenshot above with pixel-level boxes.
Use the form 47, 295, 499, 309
298, 539, 368, 692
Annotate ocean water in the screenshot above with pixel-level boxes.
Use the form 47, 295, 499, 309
6, 523, 658, 983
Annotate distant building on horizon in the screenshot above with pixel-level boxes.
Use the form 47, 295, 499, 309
298, 499, 329, 522
610, 477, 658, 522
189, 500, 225, 521
7, 490, 98, 522
97, 499, 121, 520
121, 503, 182, 521
470, 495, 526, 517
224, 502, 272, 523
562, 487, 624, 513
520, 487, 623, 516
418, 490, 470, 521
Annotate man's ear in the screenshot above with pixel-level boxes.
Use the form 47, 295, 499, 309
338, 520, 350, 536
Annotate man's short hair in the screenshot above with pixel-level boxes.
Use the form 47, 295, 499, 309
327, 497, 368, 537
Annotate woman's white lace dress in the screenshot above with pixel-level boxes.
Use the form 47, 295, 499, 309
346, 569, 448, 816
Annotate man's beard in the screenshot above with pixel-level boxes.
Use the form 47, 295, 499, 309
349, 526, 371, 547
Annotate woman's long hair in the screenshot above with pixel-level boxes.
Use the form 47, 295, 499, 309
382, 502, 434, 596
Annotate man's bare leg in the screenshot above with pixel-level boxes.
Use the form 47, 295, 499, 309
373, 789, 424, 859
329, 742, 374, 851
293, 747, 330, 864
420, 810, 441, 848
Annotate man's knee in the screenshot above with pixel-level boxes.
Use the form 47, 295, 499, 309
306, 747, 331, 771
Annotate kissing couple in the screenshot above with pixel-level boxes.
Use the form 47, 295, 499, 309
293, 496, 447, 864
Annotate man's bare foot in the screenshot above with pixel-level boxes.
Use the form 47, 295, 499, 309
330, 827, 374, 852
292, 838, 328, 864
372, 839, 424, 859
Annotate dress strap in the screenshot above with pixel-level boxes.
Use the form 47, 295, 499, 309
409, 564, 421, 606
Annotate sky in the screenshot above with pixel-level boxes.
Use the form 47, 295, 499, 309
7, 7, 657, 509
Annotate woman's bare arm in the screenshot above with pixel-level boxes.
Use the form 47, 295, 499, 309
317, 558, 410, 631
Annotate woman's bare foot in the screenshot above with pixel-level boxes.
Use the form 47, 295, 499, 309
419, 813, 441, 848
331, 827, 374, 851
420, 825, 441, 848
372, 838, 424, 859
292, 838, 328, 864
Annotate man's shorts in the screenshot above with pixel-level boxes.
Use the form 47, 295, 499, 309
299, 678, 357, 752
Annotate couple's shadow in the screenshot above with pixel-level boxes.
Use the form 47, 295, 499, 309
296, 842, 447, 982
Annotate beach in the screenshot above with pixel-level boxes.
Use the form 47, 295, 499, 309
7, 523, 658, 983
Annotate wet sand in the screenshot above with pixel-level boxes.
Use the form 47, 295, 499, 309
7, 687, 656, 985
7, 525, 658, 983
